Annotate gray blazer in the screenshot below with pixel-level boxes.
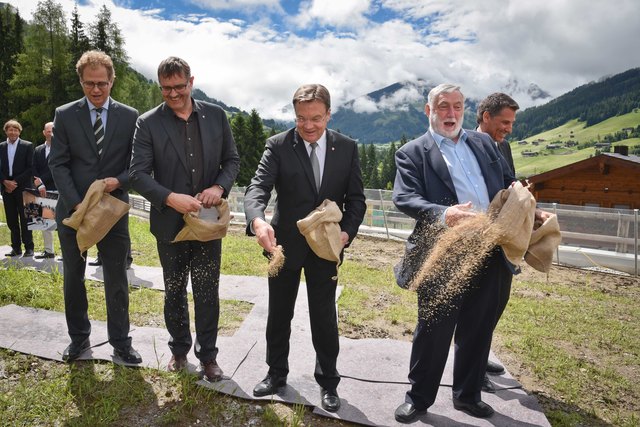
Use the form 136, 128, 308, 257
129, 100, 240, 242
49, 97, 138, 222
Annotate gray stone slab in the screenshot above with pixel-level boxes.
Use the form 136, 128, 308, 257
0, 246, 550, 426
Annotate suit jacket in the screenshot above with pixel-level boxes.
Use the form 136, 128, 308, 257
392, 130, 515, 285
244, 128, 366, 270
498, 140, 515, 174
129, 100, 240, 242
0, 138, 34, 194
49, 97, 138, 222
32, 143, 56, 190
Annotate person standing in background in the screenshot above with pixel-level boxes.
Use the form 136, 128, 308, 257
475, 92, 520, 392
1, 119, 34, 257
32, 121, 57, 259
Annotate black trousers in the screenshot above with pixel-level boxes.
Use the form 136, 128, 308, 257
58, 215, 131, 350
266, 252, 340, 391
2, 190, 33, 252
157, 239, 221, 363
405, 250, 512, 409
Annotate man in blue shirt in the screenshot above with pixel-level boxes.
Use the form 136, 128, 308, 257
392, 84, 515, 422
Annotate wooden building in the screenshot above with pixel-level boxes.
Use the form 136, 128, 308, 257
528, 152, 640, 209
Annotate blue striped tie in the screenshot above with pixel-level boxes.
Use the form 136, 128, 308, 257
94, 107, 105, 155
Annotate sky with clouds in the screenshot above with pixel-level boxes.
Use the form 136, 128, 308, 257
8, 0, 640, 120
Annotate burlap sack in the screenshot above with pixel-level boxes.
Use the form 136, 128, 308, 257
172, 198, 231, 242
488, 181, 537, 267
296, 199, 343, 264
524, 214, 562, 272
62, 180, 130, 253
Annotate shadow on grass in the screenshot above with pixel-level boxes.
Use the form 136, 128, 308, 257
66, 361, 158, 426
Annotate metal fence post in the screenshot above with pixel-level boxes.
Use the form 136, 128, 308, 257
635, 209, 638, 276
379, 189, 390, 239
553, 203, 559, 265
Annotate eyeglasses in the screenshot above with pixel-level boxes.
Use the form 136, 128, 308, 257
295, 114, 327, 125
81, 81, 110, 90
159, 82, 190, 94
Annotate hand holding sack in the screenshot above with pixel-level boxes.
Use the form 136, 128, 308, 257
296, 199, 343, 272
62, 179, 130, 253
172, 198, 231, 242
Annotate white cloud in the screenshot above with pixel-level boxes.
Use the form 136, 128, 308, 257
187, 0, 282, 11
293, 0, 372, 29
351, 96, 379, 113
7, 0, 640, 121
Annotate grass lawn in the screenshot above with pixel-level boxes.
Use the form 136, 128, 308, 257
1, 212, 639, 426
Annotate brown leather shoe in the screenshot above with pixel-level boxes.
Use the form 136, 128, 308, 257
202, 359, 223, 382
168, 354, 188, 372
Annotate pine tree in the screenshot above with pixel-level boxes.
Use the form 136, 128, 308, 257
359, 143, 369, 187
0, 5, 25, 120
67, 1, 90, 99
380, 142, 397, 190
231, 114, 251, 186
243, 109, 266, 185
366, 144, 379, 188
9, 0, 70, 142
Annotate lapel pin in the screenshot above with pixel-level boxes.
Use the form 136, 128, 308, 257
331, 147, 335, 151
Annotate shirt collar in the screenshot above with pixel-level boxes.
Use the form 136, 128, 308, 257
303, 130, 327, 151
7, 138, 19, 145
86, 97, 110, 111
430, 128, 467, 148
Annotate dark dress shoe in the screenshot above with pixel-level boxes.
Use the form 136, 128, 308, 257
35, 251, 55, 259
320, 389, 341, 412
486, 359, 505, 375
22, 249, 34, 257
88, 258, 102, 266
113, 346, 142, 364
395, 402, 427, 423
62, 338, 91, 362
482, 374, 496, 393
168, 354, 188, 372
5, 249, 22, 257
253, 374, 287, 397
453, 399, 495, 418
202, 359, 223, 381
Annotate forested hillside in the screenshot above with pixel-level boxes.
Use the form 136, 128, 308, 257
511, 68, 640, 139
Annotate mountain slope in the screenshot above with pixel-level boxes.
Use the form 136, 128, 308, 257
511, 68, 640, 139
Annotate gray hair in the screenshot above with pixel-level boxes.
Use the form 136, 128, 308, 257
427, 84, 464, 109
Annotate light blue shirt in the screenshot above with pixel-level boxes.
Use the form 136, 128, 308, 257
6, 137, 19, 176
87, 97, 110, 129
431, 129, 490, 214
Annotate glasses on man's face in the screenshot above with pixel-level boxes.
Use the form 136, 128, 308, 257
81, 81, 110, 90
295, 114, 327, 125
159, 82, 190, 94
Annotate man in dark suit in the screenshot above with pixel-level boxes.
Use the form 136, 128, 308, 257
129, 56, 239, 381
49, 50, 141, 364
243, 84, 366, 413
32, 121, 56, 259
392, 84, 517, 422
476, 92, 520, 390
477, 92, 519, 174
1, 119, 34, 257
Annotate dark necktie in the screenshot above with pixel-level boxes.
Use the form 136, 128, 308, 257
309, 142, 321, 191
94, 108, 105, 155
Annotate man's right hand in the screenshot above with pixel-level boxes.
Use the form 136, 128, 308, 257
444, 201, 476, 227
166, 192, 202, 214
252, 217, 277, 253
